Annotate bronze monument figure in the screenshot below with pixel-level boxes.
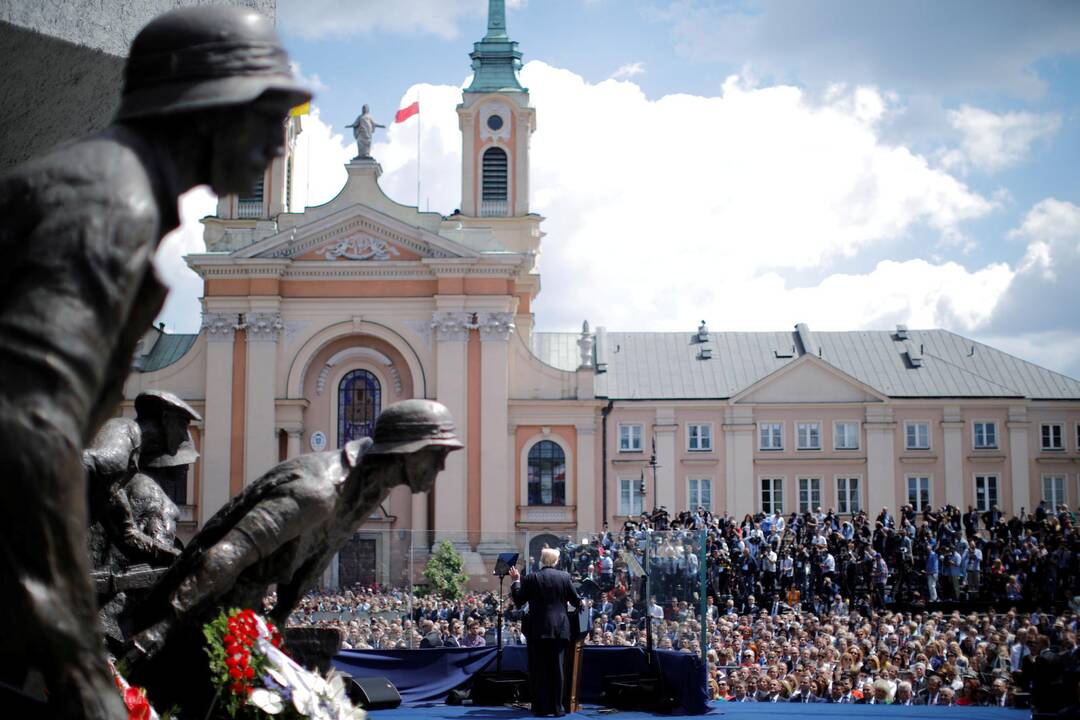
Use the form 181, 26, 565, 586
125, 399, 462, 711
0, 7, 310, 718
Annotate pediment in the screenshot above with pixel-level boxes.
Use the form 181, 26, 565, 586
736, 356, 885, 404
233, 204, 477, 262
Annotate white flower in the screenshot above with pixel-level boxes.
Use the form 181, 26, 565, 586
250, 688, 285, 715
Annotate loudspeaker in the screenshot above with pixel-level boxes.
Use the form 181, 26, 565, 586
601, 674, 674, 712
345, 676, 402, 710
470, 671, 530, 705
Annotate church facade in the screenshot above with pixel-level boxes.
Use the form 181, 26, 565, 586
124, 2, 1080, 564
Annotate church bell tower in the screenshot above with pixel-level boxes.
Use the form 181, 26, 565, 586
457, 0, 536, 220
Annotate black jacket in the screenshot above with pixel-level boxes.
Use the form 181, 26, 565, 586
511, 566, 582, 641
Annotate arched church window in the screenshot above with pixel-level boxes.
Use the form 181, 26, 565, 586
338, 369, 381, 447
527, 440, 566, 506
482, 147, 508, 202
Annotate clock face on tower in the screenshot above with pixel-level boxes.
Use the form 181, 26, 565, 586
486, 114, 504, 131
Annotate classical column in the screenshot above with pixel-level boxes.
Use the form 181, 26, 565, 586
244, 310, 282, 486
285, 430, 302, 459
654, 408, 677, 512
942, 406, 965, 508
432, 310, 471, 545
1008, 405, 1031, 514
723, 407, 755, 516
576, 422, 597, 533
200, 312, 238, 522
865, 405, 896, 514
478, 312, 513, 548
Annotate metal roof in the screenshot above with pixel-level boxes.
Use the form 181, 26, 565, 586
137, 333, 197, 373
531, 328, 1080, 401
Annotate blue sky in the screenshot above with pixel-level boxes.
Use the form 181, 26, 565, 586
156, 1, 1080, 378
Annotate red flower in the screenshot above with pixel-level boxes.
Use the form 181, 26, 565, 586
244, 666, 255, 679
123, 687, 151, 720
229, 667, 242, 679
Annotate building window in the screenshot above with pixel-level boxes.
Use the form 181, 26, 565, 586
688, 477, 712, 510
687, 423, 712, 452
798, 477, 821, 513
618, 424, 643, 452
1041, 423, 1064, 451
481, 146, 508, 216
905, 422, 930, 450
973, 421, 998, 449
338, 369, 381, 447
974, 475, 999, 512
761, 478, 783, 514
797, 422, 821, 450
907, 475, 931, 511
834, 421, 859, 450
1042, 475, 1066, 506
836, 477, 861, 515
619, 478, 643, 516
527, 440, 566, 506
759, 423, 783, 451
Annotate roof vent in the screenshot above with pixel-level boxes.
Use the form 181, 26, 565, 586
896, 324, 909, 340
774, 346, 795, 359
904, 340, 923, 368
696, 320, 709, 343
698, 346, 713, 360
594, 326, 608, 373
794, 323, 818, 357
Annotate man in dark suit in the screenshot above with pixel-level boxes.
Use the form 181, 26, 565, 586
509, 547, 583, 717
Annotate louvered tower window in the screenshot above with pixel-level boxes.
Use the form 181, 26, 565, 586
481, 147, 508, 216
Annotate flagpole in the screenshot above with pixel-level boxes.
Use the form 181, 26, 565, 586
416, 90, 422, 209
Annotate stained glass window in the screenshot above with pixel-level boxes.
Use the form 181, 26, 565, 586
338, 369, 381, 447
527, 440, 566, 506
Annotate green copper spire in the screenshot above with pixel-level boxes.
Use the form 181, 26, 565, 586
467, 0, 525, 93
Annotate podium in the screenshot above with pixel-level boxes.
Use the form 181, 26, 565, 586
562, 607, 590, 713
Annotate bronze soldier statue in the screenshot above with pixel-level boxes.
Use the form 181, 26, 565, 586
125, 399, 462, 712
0, 7, 310, 718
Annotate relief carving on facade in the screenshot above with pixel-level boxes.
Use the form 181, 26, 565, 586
478, 311, 515, 341
201, 312, 240, 342
243, 312, 284, 342
431, 311, 474, 342
316, 235, 401, 262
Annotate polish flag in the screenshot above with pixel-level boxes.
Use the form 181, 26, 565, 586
394, 101, 420, 123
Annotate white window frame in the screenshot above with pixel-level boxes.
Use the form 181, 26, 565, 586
618, 477, 644, 516
973, 421, 998, 450
798, 477, 822, 513
905, 421, 931, 451
1041, 423, 1064, 451
906, 474, 932, 512
618, 423, 643, 452
761, 477, 784, 515
687, 476, 712, 511
796, 422, 822, 451
687, 423, 713, 452
759, 422, 784, 451
1042, 474, 1067, 507
974, 474, 999, 512
835, 476, 861, 515
834, 421, 860, 450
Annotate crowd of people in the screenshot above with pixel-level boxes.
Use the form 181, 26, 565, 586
283, 501, 1080, 710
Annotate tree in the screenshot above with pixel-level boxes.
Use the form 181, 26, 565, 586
423, 540, 468, 600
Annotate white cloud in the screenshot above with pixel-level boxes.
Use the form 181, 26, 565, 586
153, 187, 216, 333
279, 0, 524, 40
611, 62, 645, 80
940, 106, 1061, 174
289, 106, 355, 210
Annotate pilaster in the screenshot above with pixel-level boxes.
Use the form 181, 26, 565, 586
244, 310, 282, 485
723, 407, 755, 515
432, 310, 471, 542
1008, 406, 1031, 513
865, 405, 896, 514
576, 422, 597, 533
942, 406, 965, 508
200, 311, 239, 521
478, 312, 513, 546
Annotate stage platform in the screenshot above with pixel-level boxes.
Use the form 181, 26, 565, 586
368, 701, 1030, 720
